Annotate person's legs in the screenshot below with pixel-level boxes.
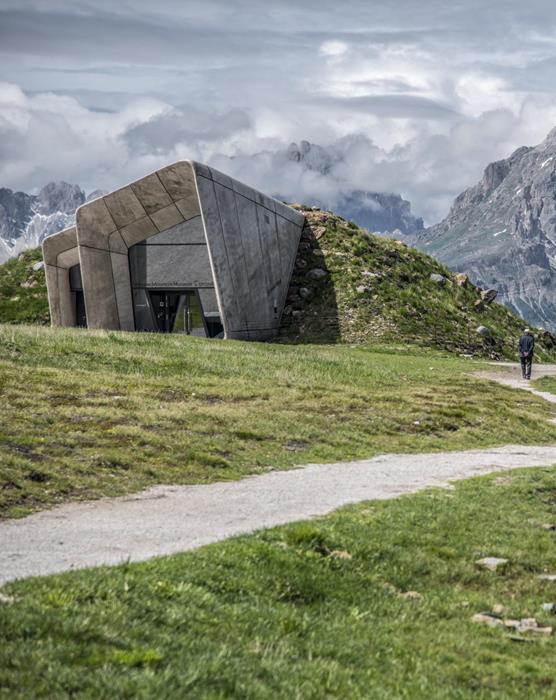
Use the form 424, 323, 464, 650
520, 356, 527, 379
526, 356, 533, 380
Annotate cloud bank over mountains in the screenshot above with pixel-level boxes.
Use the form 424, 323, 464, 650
2, 0, 556, 224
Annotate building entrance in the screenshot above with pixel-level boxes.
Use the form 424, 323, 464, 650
149, 291, 206, 335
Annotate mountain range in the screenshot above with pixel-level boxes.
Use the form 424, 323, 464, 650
0, 183, 103, 264
410, 127, 556, 331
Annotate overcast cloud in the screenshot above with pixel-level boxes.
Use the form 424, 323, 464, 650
2, 0, 556, 223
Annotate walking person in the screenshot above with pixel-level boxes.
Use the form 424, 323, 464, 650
518, 328, 534, 380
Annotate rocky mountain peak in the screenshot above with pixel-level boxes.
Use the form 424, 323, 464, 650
412, 126, 556, 330
37, 182, 85, 215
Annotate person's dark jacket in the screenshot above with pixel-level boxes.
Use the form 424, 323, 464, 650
519, 334, 535, 357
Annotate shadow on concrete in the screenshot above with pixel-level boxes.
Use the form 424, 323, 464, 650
278, 218, 341, 343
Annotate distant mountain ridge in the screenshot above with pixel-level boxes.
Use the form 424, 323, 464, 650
411, 127, 556, 331
0, 183, 103, 264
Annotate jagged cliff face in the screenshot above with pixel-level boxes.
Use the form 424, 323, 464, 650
285, 141, 424, 235
413, 128, 556, 330
0, 183, 86, 263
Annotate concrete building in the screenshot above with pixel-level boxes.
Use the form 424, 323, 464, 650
43, 161, 305, 340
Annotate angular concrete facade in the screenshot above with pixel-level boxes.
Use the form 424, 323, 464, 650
43, 162, 305, 340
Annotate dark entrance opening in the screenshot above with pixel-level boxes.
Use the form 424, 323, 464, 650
69, 264, 87, 328
147, 290, 223, 336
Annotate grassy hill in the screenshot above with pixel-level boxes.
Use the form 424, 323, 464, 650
0, 210, 554, 360
281, 207, 556, 360
2, 325, 556, 518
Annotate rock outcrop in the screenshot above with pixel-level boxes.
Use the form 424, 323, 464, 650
412, 127, 556, 331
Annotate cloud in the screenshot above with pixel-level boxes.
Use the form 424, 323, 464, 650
320, 40, 349, 57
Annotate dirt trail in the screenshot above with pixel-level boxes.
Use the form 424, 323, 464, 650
478, 362, 556, 405
2, 362, 556, 586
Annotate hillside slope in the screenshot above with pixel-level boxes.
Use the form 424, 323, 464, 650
0, 209, 553, 360
281, 207, 556, 360
412, 127, 556, 330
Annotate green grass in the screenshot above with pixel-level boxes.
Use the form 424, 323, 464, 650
0, 249, 49, 324
2, 467, 556, 698
2, 324, 556, 519
533, 377, 556, 394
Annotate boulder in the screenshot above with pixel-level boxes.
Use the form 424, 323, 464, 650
299, 287, 313, 300
476, 325, 491, 337
307, 268, 328, 280
430, 273, 447, 286
540, 331, 556, 349
356, 285, 370, 294
455, 273, 470, 287
32, 261, 45, 272
474, 299, 485, 312
481, 288, 498, 304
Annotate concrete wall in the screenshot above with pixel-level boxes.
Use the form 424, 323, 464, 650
42, 226, 80, 327
44, 161, 305, 340
194, 163, 305, 340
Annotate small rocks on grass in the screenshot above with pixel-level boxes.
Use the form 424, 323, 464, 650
538, 574, 556, 582
516, 618, 552, 635
32, 261, 45, 272
284, 440, 307, 451
0, 593, 16, 605
541, 523, 556, 531
329, 550, 352, 560
399, 590, 423, 601
356, 285, 370, 294
361, 270, 381, 278
476, 556, 508, 571
473, 613, 552, 636
307, 268, 328, 280
299, 287, 313, 299
472, 613, 504, 627
430, 273, 447, 286
492, 603, 505, 614
541, 602, 555, 613
476, 325, 491, 338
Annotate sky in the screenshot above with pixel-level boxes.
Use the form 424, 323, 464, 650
2, 0, 556, 224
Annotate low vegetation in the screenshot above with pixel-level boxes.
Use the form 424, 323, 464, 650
0, 249, 48, 325
1, 324, 556, 518
2, 466, 556, 698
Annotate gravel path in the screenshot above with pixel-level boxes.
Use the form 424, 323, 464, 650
3, 442, 556, 585
479, 362, 556, 405
2, 362, 556, 585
